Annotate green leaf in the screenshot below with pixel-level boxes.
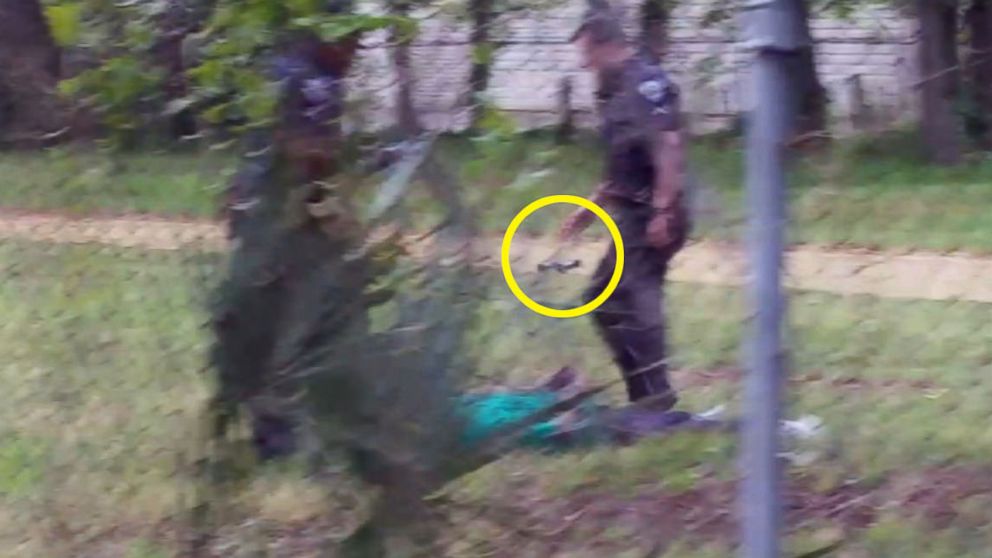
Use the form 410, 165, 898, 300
207, 3, 239, 31
57, 76, 84, 97
45, 3, 83, 46
256, 0, 287, 26
471, 42, 495, 66
286, 0, 322, 17
313, 14, 417, 41
188, 59, 226, 87
203, 102, 233, 124
123, 20, 156, 50
391, 16, 419, 41
290, 15, 320, 28
241, 87, 278, 123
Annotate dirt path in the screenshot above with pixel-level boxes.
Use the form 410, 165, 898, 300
2, 211, 991, 303
0, 211, 226, 251
497, 236, 992, 304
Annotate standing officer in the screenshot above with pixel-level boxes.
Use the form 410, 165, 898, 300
558, 0, 690, 410
213, 30, 363, 461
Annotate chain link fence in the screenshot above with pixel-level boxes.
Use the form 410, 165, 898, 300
3, 7, 992, 558
4, 130, 990, 558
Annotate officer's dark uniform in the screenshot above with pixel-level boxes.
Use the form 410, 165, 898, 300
224, 43, 346, 240
216, 37, 356, 461
583, 54, 689, 407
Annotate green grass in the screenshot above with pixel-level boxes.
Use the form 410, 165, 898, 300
3, 129, 992, 252
436, 129, 992, 252
0, 147, 229, 218
3, 239, 992, 555
0, 240, 220, 556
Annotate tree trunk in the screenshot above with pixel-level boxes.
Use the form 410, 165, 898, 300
846, 74, 872, 132
390, 1, 422, 135
917, 0, 962, 164
556, 76, 574, 143
153, 2, 199, 139
790, 0, 828, 142
640, 0, 671, 61
965, 0, 992, 149
0, 0, 65, 146
467, 0, 494, 128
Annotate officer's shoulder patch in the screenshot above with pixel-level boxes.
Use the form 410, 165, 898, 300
635, 65, 678, 113
627, 63, 681, 132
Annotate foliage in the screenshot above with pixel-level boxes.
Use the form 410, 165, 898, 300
188, 2, 416, 129
46, 0, 167, 145
44, 0, 418, 141
43, 2, 82, 46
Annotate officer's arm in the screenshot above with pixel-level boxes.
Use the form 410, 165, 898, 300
560, 180, 611, 240
636, 73, 684, 216
591, 180, 611, 203
649, 128, 686, 216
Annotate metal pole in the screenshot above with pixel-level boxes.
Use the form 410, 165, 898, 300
739, 1, 804, 557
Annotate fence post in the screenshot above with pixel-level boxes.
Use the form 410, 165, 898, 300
739, 1, 807, 557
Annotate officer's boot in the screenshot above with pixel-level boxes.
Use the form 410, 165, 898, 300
625, 363, 678, 411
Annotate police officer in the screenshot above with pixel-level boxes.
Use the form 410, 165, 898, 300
558, 1, 689, 410
214, 31, 362, 461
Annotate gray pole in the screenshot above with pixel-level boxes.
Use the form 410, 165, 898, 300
739, 2, 805, 557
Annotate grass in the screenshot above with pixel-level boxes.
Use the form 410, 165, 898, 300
0, 240, 219, 556
3, 238, 992, 555
0, 147, 229, 218
443, 128, 992, 253
3, 129, 992, 252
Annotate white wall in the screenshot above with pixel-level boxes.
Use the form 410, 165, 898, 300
348, 0, 920, 134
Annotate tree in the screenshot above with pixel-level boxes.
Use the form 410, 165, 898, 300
640, 0, 672, 60
461, 0, 564, 128
965, 0, 992, 149
701, 0, 828, 141
50, 0, 413, 144
53, 0, 172, 146
152, 0, 217, 139
0, 0, 65, 145
916, 0, 962, 164
791, 0, 829, 140
388, 0, 424, 134
467, 0, 496, 127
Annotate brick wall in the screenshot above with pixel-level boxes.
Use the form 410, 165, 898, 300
349, 0, 920, 134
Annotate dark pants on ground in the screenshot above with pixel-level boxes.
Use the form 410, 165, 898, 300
583, 202, 685, 406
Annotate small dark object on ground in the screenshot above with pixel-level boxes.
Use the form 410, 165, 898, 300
537, 259, 582, 273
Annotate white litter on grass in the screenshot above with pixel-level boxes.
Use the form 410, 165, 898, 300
779, 415, 826, 466
779, 449, 821, 467
696, 404, 727, 421
781, 415, 824, 440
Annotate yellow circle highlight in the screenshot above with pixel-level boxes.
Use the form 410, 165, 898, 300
501, 194, 624, 319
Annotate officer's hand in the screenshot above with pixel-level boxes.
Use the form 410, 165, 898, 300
646, 213, 673, 248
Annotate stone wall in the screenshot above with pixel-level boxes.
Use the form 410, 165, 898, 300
349, 1, 920, 134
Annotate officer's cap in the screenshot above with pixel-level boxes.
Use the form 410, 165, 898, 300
570, 0, 627, 45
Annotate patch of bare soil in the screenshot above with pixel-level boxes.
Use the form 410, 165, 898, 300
0, 211, 225, 251
71, 466, 992, 557
674, 367, 939, 394
467, 466, 992, 556
3, 211, 992, 302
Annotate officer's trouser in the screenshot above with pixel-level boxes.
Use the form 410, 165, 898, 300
583, 203, 684, 406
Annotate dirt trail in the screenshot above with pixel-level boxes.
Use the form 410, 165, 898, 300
2, 212, 991, 303
0, 211, 226, 251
